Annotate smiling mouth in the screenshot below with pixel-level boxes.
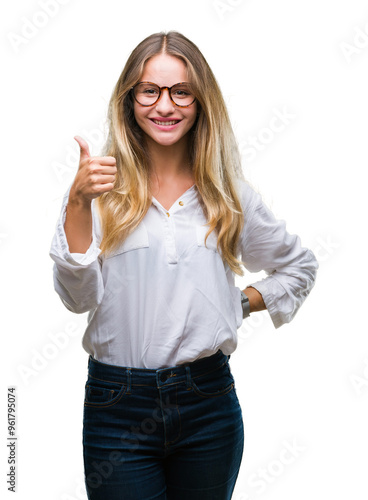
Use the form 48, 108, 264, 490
151, 119, 181, 126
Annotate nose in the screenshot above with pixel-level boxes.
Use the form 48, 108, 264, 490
155, 88, 175, 114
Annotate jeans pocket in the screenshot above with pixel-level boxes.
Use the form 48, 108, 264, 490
191, 363, 235, 398
84, 378, 127, 408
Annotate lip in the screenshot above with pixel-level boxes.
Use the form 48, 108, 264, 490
149, 118, 182, 130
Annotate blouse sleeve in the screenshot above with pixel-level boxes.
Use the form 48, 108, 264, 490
49, 187, 104, 314
237, 180, 318, 328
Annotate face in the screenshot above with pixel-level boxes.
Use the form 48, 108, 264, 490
133, 53, 198, 148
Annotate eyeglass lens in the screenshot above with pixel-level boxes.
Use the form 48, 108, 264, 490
133, 83, 195, 106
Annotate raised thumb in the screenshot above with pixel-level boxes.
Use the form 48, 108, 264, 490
74, 135, 90, 162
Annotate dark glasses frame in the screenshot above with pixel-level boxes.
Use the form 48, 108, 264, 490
131, 81, 196, 108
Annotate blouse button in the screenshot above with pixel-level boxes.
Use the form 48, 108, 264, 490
179, 201, 184, 206
166, 212, 170, 217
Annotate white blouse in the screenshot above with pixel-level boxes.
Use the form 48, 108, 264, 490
49, 179, 318, 369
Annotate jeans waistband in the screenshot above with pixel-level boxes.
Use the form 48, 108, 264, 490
87, 350, 230, 389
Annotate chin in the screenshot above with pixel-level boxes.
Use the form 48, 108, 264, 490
155, 137, 181, 147
146, 131, 188, 147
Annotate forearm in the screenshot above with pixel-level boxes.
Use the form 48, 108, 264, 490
64, 194, 93, 254
52, 258, 104, 314
50, 192, 104, 314
242, 286, 266, 313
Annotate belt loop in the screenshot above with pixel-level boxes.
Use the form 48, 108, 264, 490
126, 369, 131, 394
185, 366, 192, 390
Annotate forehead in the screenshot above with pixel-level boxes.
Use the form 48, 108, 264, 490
140, 54, 188, 86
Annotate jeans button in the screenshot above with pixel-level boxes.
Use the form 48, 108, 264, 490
161, 373, 168, 383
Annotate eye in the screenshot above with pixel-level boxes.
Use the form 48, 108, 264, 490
174, 90, 190, 96
141, 87, 159, 95
172, 85, 192, 98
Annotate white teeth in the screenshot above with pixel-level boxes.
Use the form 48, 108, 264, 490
153, 120, 179, 126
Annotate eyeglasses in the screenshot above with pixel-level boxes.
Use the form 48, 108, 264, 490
131, 81, 196, 108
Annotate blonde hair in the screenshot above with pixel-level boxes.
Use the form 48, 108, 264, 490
97, 30, 247, 276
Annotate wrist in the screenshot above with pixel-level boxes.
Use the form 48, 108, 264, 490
67, 189, 92, 211
242, 286, 266, 313
240, 290, 251, 319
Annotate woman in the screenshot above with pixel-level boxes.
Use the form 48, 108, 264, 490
50, 31, 318, 500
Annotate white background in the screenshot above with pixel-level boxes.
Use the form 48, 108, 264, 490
1, 0, 367, 498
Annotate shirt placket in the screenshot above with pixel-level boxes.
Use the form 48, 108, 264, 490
151, 199, 187, 265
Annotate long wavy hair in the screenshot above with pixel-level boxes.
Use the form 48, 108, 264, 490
97, 30, 247, 276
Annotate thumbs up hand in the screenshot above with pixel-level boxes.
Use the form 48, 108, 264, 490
69, 135, 117, 205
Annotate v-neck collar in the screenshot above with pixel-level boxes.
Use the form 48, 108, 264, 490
151, 184, 197, 213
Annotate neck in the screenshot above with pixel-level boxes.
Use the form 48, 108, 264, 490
145, 135, 193, 183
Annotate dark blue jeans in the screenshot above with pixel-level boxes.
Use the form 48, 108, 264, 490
83, 350, 244, 499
